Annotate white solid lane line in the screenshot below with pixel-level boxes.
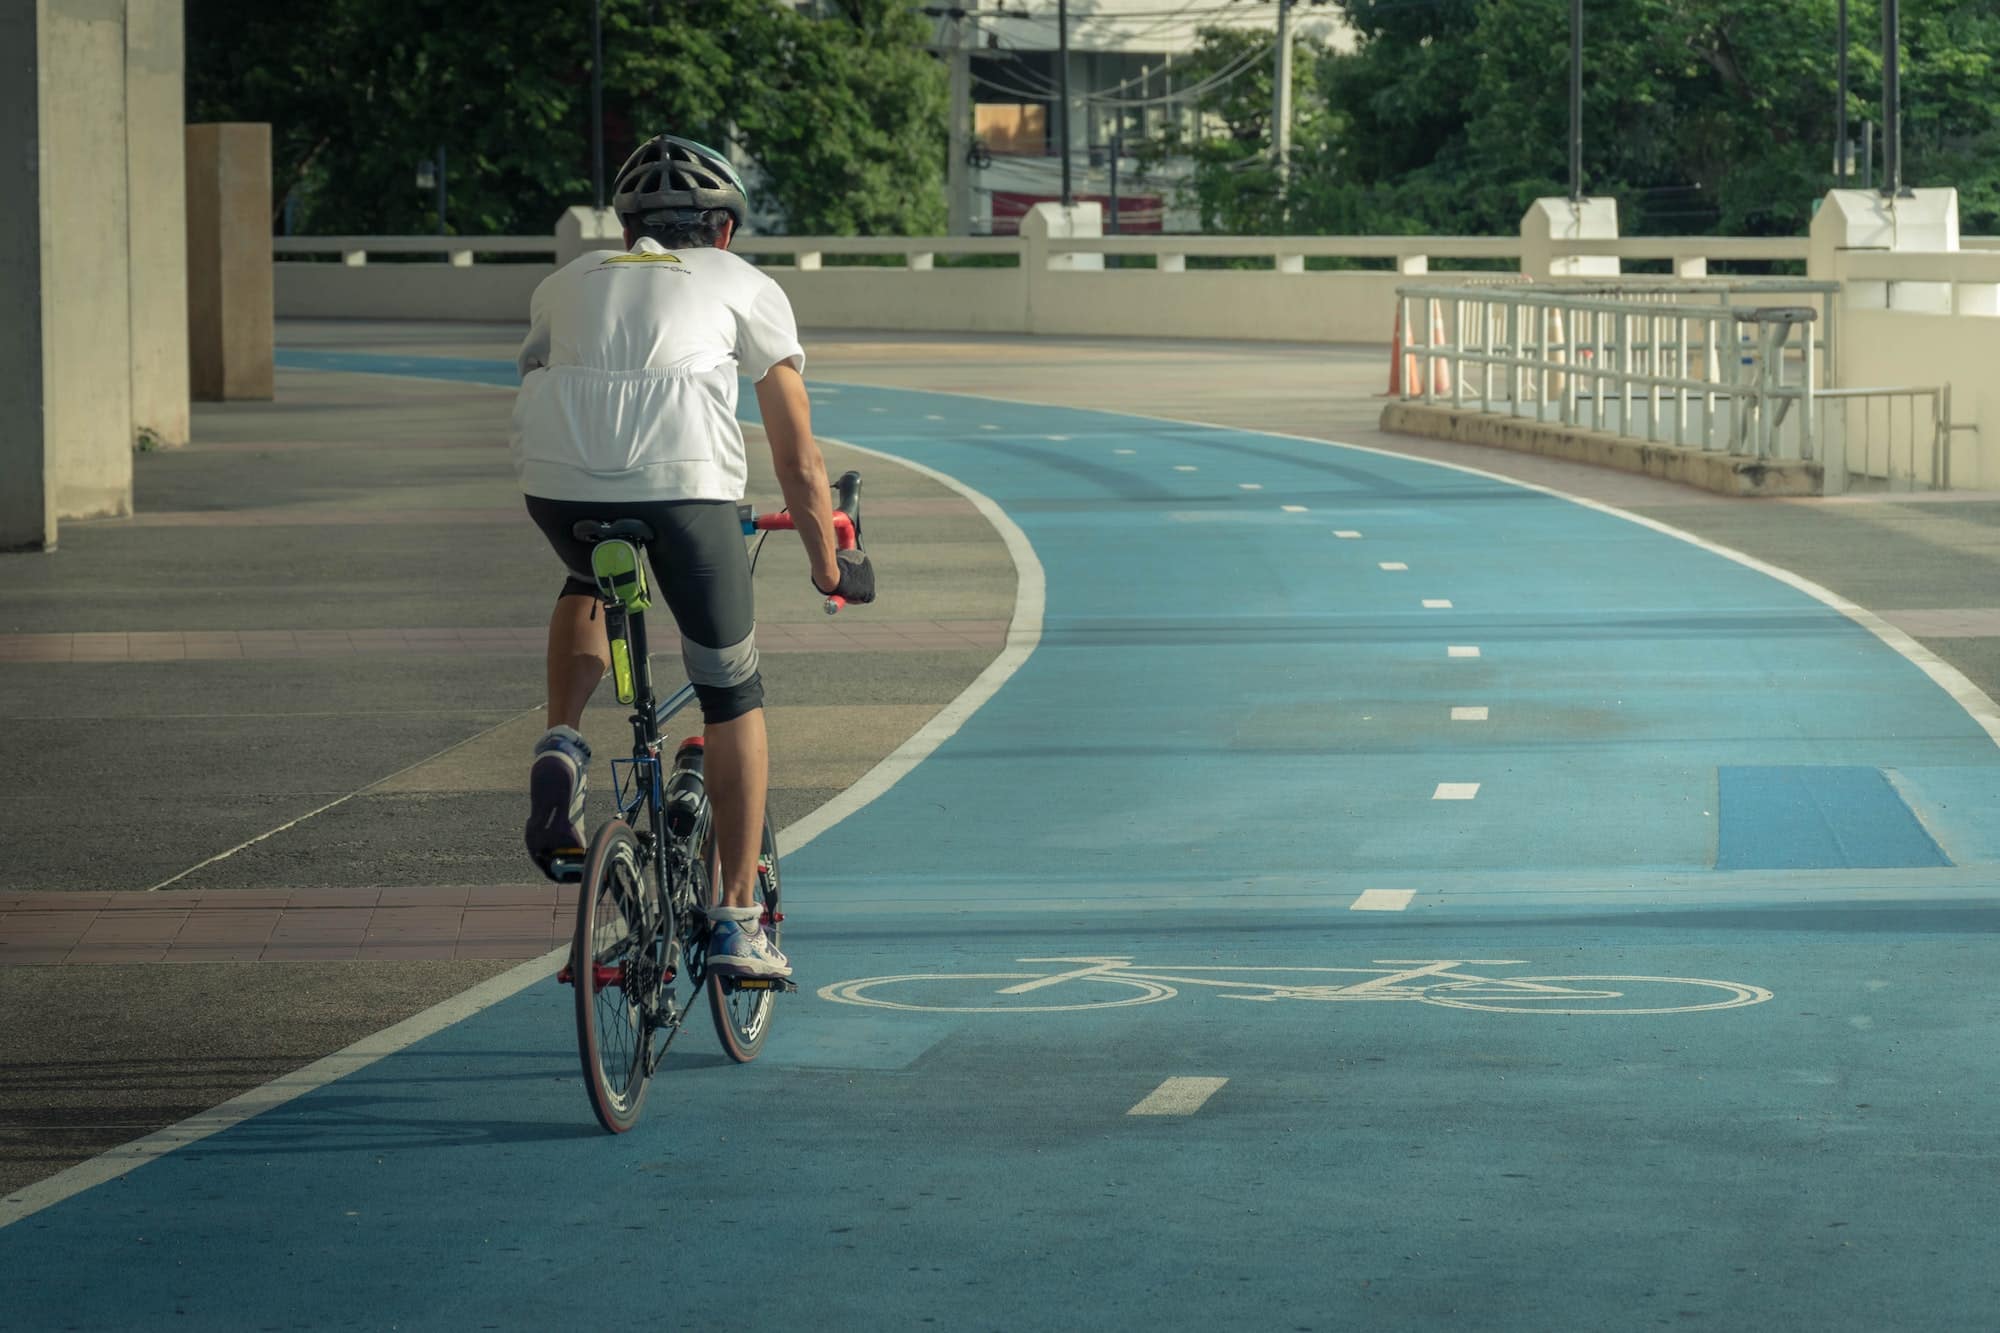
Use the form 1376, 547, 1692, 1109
1448, 645, 1481, 658
1128, 1077, 1229, 1117
1433, 782, 1481, 800
1350, 889, 1416, 912
1333, 530, 1362, 539
1422, 598, 1453, 608
1379, 561, 1408, 571
1451, 706, 1490, 721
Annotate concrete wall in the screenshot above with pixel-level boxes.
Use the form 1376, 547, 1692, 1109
0, 0, 52, 548
276, 260, 1424, 344
126, 0, 188, 445
1837, 307, 2000, 489
276, 262, 553, 323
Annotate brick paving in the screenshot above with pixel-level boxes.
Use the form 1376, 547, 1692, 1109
0, 619, 1010, 663
0, 887, 580, 965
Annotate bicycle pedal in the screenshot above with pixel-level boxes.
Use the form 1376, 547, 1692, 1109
547, 851, 586, 884
724, 977, 796, 994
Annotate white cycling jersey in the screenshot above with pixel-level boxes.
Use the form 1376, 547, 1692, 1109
509, 236, 805, 503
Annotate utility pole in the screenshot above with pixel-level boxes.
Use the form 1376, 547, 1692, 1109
946, 8, 973, 234
1881, 0, 1909, 196
1568, 0, 1583, 202
1057, 0, 1073, 206
1835, 0, 1850, 183
1272, 0, 1293, 187
591, 0, 605, 210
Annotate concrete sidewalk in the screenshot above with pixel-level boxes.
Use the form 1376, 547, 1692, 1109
0, 357, 1014, 1193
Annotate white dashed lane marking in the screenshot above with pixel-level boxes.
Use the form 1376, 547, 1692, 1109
1422, 599, 1453, 609
1238, 483, 1262, 490
1350, 889, 1416, 912
1127, 1077, 1229, 1117
1333, 530, 1363, 539
1433, 782, 1481, 800
1448, 645, 1481, 658
1174, 465, 1198, 472
1451, 706, 1491, 721
1379, 562, 1408, 572
1281, 504, 1308, 513
1113, 448, 1135, 455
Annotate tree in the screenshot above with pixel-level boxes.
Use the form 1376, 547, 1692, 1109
1156, 0, 2000, 237
187, 0, 947, 236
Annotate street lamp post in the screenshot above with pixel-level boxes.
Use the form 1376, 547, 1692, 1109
1057, 0, 1073, 206
591, 0, 606, 210
1568, 0, 1583, 203
1881, 0, 1909, 197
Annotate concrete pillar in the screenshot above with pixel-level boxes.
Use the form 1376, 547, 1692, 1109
126, 0, 188, 446
555, 205, 623, 268
1810, 186, 1959, 311
1520, 196, 1619, 280
1022, 200, 1102, 336
0, 1, 52, 549
14, 0, 142, 544
186, 122, 274, 400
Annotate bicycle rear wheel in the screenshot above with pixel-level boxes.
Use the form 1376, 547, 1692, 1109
707, 813, 781, 1062
573, 818, 657, 1133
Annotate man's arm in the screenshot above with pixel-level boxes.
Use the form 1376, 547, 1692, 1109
754, 364, 841, 594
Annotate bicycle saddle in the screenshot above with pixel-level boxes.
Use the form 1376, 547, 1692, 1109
571, 518, 656, 544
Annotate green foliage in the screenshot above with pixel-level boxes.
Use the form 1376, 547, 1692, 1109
187, 0, 946, 237
1160, 0, 2000, 237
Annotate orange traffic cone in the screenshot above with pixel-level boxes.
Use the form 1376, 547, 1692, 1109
1385, 303, 1450, 397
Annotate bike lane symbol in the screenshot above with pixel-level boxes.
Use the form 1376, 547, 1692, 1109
818, 958, 1773, 1016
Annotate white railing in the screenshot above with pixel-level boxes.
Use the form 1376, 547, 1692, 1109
1397, 281, 1841, 478
1816, 386, 1956, 492
1393, 278, 1985, 494
275, 236, 556, 266
1836, 248, 2000, 316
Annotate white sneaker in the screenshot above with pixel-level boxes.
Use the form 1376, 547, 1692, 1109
707, 919, 791, 978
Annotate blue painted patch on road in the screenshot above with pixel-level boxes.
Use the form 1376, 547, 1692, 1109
1716, 765, 1950, 870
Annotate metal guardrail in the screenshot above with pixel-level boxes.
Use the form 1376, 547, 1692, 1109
1393, 279, 1978, 494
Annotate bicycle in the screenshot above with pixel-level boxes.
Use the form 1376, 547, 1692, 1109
819, 956, 1773, 1017
555, 470, 864, 1133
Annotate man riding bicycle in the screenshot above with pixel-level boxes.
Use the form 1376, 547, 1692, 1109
510, 134, 875, 979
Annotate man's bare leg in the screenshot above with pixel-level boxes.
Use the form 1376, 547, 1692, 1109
546, 593, 609, 729
703, 708, 768, 909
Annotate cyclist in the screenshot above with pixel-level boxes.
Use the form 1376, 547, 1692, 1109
510, 133, 874, 979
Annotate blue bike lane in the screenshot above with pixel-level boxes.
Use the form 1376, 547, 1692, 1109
6, 350, 1999, 1329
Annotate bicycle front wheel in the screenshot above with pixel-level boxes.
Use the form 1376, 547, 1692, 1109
707, 813, 781, 1062
573, 818, 657, 1133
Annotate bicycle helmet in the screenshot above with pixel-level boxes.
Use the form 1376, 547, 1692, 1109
611, 134, 750, 230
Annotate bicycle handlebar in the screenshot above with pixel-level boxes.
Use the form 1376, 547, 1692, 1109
742, 471, 863, 615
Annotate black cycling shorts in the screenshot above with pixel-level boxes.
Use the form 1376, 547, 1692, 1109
525, 495, 763, 724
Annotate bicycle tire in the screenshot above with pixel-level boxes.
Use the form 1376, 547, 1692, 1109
708, 813, 781, 1062
573, 818, 654, 1133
